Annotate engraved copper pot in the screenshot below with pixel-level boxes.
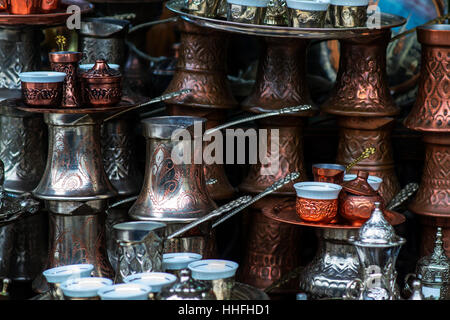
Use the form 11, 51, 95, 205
403, 25, 449, 256
164, 21, 237, 201
322, 28, 401, 203
9, 0, 40, 14
49, 51, 83, 108
33, 113, 117, 201
79, 18, 129, 66
0, 99, 47, 282
81, 59, 123, 107
339, 171, 384, 226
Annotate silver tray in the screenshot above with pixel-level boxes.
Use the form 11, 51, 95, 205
166, 0, 406, 39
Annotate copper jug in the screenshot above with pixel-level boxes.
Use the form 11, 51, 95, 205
129, 116, 216, 221
339, 171, 384, 226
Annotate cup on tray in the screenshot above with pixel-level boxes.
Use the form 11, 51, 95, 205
286, 0, 329, 28
226, 0, 270, 25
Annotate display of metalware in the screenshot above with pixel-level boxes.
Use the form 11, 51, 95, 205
264, 200, 405, 299
158, 269, 216, 300
346, 203, 405, 300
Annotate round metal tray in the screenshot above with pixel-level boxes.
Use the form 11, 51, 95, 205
263, 200, 406, 229
166, 0, 406, 39
0, 0, 93, 26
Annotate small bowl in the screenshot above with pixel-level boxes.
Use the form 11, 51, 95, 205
329, 0, 369, 28
188, 259, 239, 300
286, 0, 329, 28
344, 174, 382, 191
42, 264, 94, 284
123, 272, 177, 293
312, 163, 346, 184
60, 277, 113, 300
294, 182, 342, 223
163, 252, 203, 272
19, 71, 66, 107
98, 283, 151, 300
226, 0, 270, 25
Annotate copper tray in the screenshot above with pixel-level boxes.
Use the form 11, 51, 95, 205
30, 282, 270, 300
263, 200, 406, 229
0, 0, 93, 26
15, 97, 135, 114
166, 0, 406, 40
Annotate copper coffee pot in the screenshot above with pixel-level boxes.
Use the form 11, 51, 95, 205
339, 171, 384, 226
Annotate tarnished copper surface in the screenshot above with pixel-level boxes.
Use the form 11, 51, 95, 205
163, 20, 237, 110
9, 0, 39, 14
40, 0, 60, 12
404, 26, 449, 132
21, 82, 63, 107
0, 0, 93, 25
264, 199, 406, 229
335, 116, 400, 204
167, 105, 235, 201
296, 197, 338, 223
239, 197, 302, 292
49, 51, 82, 108
81, 60, 123, 107
404, 25, 449, 218
322, 29, 399, 117
242, 37, 316, 115
239, 116, 308, 195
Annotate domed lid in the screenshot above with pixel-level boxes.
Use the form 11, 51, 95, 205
158, 269, 216, 300
416, 227, 450, 284
350, 202, 405, 246
81, 59, 121, 80
341, 171, 378, 196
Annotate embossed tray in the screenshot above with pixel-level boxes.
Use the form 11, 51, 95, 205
263, 199, 406, 229
166, 0, 406, 40
0, 0, 93, 26
30, 282, 270, 300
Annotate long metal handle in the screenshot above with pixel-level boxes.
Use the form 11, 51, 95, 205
107, 195, 138, 210
128, 17, 179, 34
387, 183, 419, 210
103, 89, 191, 122
167, 195, 252, 240
205, 105, 311, 136
212, 172, 301, 229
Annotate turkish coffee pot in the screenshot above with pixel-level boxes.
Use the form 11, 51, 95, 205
339, 171, 384, 226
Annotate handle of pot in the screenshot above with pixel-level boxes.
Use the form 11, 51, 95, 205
403, 273, 417, 298
387, 183, 419, 211
107, 195, 138, 211
344, 279, 363, 300
126, 16, 179, 63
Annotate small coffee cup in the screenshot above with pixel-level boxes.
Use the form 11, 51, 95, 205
312, 163, 346, 184
226, 0, 270, 25
294, 182, 342, 223
98, 283, 151, 300
185, 0, 221, 18
162, 252, 203, 278
329, 0, 369, 28
60, 277, 112, 300
286, 0, 329, 28
123, 272, 177, 300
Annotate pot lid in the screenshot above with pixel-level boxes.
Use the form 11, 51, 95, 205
350, 202, 405, 246
158, 269, 216, 300
416, 227, 450, 284
81, 59, 121, 79
341, 171, 377, 196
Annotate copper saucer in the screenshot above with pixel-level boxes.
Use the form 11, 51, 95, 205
0, 0, 93, 26
263, 199, 406, 229
15, 97, 135, 114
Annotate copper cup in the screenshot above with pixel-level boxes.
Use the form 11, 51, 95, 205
312, 163, 346, 184
0, 0, 7, 11
9, 0, 40, 14
40, 0, 60, 12
294, 182, 342, 223
19, 71, 66, 107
